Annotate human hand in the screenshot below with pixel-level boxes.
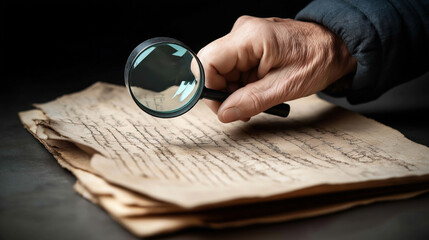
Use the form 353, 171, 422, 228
198, 16, 357, 123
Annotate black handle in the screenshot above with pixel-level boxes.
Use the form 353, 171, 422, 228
201, 88, 290, 118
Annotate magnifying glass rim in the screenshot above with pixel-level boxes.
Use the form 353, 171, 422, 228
124, 37, 205, 118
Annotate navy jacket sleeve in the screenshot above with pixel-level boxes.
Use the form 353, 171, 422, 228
296, 0, 429, 104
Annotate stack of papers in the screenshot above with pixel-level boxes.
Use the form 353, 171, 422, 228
19, 82, 429, 237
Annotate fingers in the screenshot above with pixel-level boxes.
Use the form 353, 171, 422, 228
197, 36, 251, 115
198, 32, 261, 85
190, 58, 201, 82
216, 65, 324, 123
198, 36, 238, 76
197, 16, 288, 121
197, 19, 269, 116
199, 16, 325, 122
197, 16, 354, 123
217, 75, 279, 123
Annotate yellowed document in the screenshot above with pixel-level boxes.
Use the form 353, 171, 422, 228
27, 82, 429, 208
18, 82, 429, 237
18, 117, 429, 237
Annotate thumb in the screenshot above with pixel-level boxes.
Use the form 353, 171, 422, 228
217, 77, 279, 123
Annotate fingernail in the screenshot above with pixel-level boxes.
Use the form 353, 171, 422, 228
221, 107, 242, 122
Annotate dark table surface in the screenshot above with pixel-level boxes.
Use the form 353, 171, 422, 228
1, 66, 429, 240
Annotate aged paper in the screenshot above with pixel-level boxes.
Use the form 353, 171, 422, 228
19, 82, 429, 237
130, 85, 198, 111
19, 109, 173, 209
28, 82, 429, 208
18, 114, 429, 237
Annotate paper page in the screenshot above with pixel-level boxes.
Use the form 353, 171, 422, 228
29, 82, 429, 208
20, 109, 175, 208
19, 85, 429, 237
72, 178, 426, 237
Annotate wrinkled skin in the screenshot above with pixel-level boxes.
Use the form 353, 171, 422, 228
198, 16, 357, 123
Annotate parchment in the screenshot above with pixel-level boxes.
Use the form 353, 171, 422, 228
19, 109, 173, 209
19, 117, 429, 237
25, 82, 429, 208
19, 111, 429, 237
130, 84, 198, 111
19, 82, 429, 237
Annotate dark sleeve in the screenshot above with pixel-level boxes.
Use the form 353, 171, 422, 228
296, 0, 429, 104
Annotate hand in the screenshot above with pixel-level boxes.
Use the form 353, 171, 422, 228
198, 16, 357, 123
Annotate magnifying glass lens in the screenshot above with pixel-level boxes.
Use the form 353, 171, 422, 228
128, 42, 203, 116
126, 38, 290, 119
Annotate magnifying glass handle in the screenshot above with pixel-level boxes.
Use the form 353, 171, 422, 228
201, 88, 290, 118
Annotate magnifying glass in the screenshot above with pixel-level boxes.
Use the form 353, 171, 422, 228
125, 37, 290, 118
